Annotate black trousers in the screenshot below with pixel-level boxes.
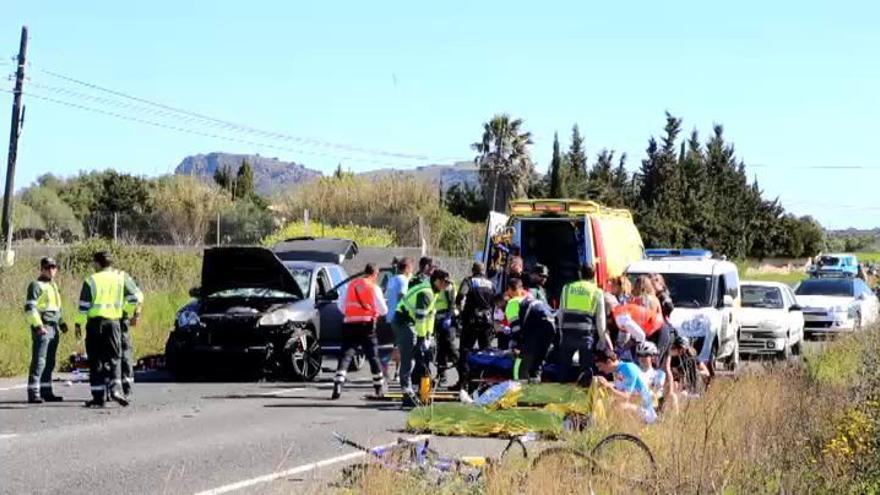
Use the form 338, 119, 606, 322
334, 322, 383, 388
434, 319, 459, 377
85, 318, 122, 401
518, 321, 556, 380
456, 317, 493, 384
558, 332, 596, 385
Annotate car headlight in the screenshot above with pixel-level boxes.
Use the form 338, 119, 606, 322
258, 308, 297, 327
176, 310, 200, 329
830, 305, 847, 314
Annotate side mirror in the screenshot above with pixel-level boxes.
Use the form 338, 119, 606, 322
722, 295, 734, 308
857, 293, 867, 301
789, 304, 802, 312
188, 287, 201, 298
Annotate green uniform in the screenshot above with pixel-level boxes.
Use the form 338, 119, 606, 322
394, 281, 436, 393
76, 268, 142, 402
557, 280, 605, 384
25, 277, 65, 399
433, 284, 458, 382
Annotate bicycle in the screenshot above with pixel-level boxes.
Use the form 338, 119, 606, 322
333, 432, 529, 488
529, 433, 657, 492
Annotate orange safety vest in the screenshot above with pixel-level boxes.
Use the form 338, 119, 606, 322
612, 301, 664, 337
343, 277, 379, 323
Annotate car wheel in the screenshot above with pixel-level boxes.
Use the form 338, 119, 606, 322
284, 329, 323, 382
791, 339, 802, 357
780, 342, 793, 361
727, 337, 740, 372
348, 353, 364, 372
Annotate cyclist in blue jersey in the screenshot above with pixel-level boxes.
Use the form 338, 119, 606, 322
594, 349, 657, 423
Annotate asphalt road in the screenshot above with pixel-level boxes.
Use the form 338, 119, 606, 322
0, 365, 517, 495
0, 341, 826, 495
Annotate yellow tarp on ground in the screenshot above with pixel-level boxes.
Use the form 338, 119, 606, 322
406, 403, 565, 438
405, 383, 607, 438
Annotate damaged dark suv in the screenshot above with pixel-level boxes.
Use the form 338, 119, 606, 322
164, 246, 323, 381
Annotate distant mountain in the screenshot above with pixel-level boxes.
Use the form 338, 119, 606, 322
175, 152, 322, 195
174, 153, 481, 195
359, 161, 480, 191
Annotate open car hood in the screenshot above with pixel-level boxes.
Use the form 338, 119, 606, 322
272, 237, 359, 264
201, 247, 303, 299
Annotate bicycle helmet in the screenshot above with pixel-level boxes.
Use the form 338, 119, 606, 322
636, 341, 659, 357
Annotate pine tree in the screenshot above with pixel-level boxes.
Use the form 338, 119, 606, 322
566, 124, 588, 198
588, 149, 615, 202
548, 132, 566, 197
609, 153, 632, 208
636, 113, 685, 247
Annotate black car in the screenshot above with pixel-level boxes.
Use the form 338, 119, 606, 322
165, 241, 395, 381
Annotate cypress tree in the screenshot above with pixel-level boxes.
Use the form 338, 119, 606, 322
566, 124, 588, 198
235, 159, 256, 201
548, 132, 566, 198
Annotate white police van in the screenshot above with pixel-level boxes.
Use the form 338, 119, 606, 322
625, 249, 741, 371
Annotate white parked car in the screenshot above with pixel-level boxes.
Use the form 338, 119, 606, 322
795, 277, 880, 335
738, 281, 804, 359
626, 250, 740, 371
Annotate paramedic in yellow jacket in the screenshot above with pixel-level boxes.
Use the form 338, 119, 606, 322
24, 257, 68, 404
74, 251, 142, 408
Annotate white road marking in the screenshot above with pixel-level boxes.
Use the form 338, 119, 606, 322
0, 384, 26, 392
260, 388, 305, 397
193, 435, 431, 495
0, 434, 19, 440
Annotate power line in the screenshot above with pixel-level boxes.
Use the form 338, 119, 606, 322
2, 88, 426, 168
32, 64, 445, 162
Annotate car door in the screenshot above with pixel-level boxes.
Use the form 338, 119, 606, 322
316, 268, 345, 349
855, 280, 880, 325
323, 271, 396, 349
784, 286, 804, 344
720, 270, 739, 345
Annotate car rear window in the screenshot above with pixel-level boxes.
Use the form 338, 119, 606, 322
795, 280, 853, 297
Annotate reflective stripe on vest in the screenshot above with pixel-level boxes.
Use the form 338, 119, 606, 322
87, 270, 125, 320
612, 302, 664, 337
561, 281, 601, 333
344, 277, 378, 323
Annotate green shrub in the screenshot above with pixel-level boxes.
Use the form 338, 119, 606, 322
20, 186, 84, 240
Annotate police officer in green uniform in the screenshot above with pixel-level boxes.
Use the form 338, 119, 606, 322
120, 279, 144, 398
24, 257, 68, 403
557, 264, 606, 385
432, 279, 458, 386
394, 269, 451, 408
74, 251, 142, 408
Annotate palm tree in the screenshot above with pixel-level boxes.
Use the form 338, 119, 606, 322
472, 114, 534, 211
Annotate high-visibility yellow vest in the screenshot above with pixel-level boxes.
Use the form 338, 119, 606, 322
560, 280, 602, 334
25, 280, 62, 327
434, 284, 457, 318
87, 269, 126, 320
505, 296, 525, 326
398, 281, 435, 337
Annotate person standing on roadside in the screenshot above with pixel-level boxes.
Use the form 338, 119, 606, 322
120, 276, 144, 398
395, 270, 452, 408
75, 251, 141, 408
332, 263, 388, 400
433, 272, 459, 387
385, 257, 413, 382
557, 264, 606, 386
24, 257, 68, 404
526, 264, 550, 304
453, 262, 495, 390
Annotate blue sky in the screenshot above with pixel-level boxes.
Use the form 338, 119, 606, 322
2, 1, 878, 229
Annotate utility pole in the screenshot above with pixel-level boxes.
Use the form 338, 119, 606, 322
2, 26, 28, 265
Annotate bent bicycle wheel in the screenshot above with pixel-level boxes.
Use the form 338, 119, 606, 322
589, 433, 657, 488
529, 447, 592, 489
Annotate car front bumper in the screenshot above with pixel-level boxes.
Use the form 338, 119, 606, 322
803, 313, 855, 334
738, 329, 787, 354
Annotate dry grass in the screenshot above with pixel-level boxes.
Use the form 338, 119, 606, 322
345, 329, 880, 494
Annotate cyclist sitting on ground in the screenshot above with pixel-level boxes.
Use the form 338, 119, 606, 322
635, 341, 665, 400
594, 349, 657, 423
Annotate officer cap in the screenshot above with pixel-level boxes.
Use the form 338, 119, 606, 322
40, 257, 58, 269
93, 250, 113, 267
431, 269, 452, 285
